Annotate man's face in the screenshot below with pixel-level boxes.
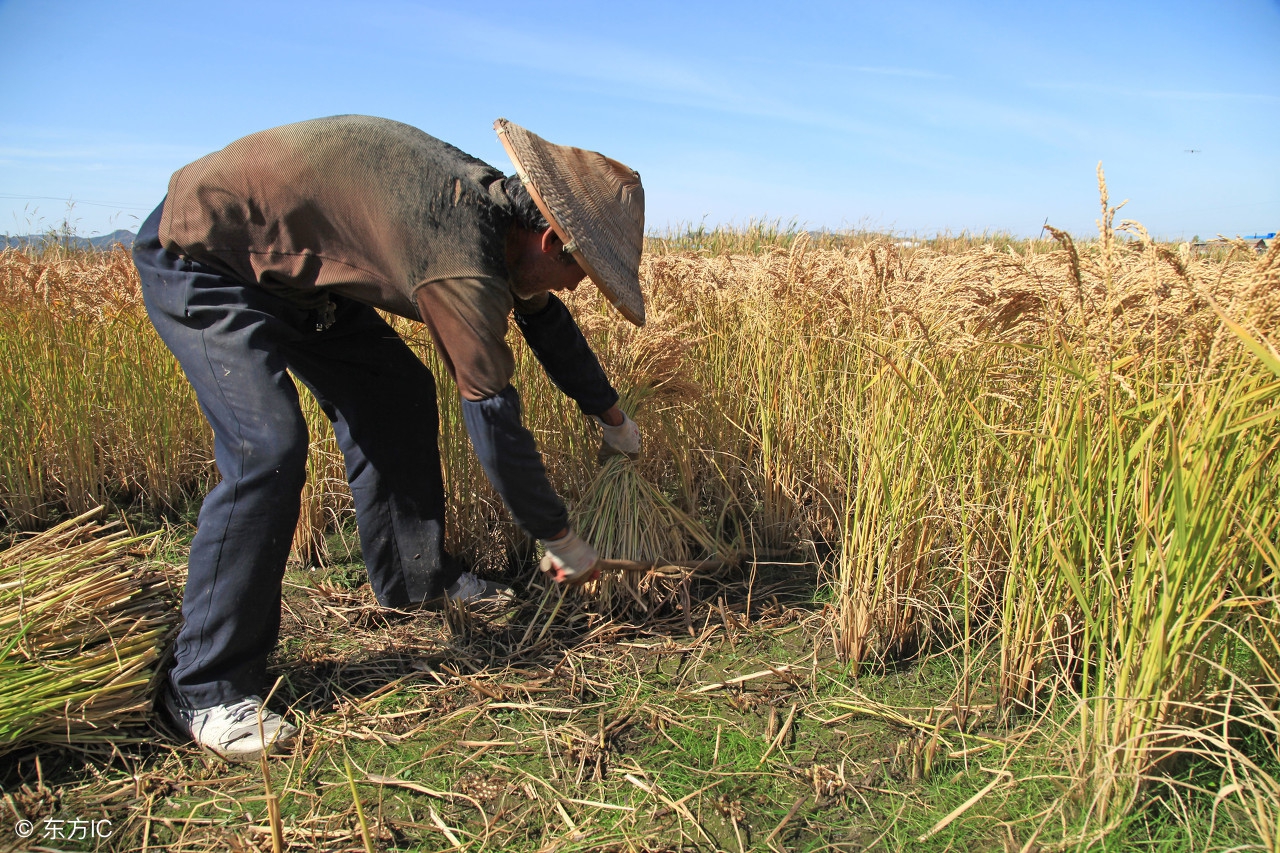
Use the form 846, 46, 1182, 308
508, 226, 587, 299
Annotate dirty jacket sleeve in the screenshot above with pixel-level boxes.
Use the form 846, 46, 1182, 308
512, 293, 619, 416
415, 278, 568, 539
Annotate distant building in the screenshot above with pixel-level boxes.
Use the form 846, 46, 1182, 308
1190, 232, 1274, 256
1247, 233, 1276, 254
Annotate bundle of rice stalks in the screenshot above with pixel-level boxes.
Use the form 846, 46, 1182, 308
570, 456, 729, 617
0, 508, 177, 753
462, 458, 733, 657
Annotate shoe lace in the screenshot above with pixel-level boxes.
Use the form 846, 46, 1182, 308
224, 697, 267, 727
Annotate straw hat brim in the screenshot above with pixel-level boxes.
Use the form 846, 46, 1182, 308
495, 119, 646, 327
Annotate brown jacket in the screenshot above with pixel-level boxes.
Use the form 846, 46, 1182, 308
159, 115, 532, 400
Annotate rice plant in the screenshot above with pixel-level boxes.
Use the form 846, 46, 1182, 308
1, 189, 1276, 846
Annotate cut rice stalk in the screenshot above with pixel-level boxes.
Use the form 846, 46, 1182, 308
0, 507, 177, 752
573, 457, 721, 564
569, 456, 729, 616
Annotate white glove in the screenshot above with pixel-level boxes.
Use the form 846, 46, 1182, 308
592, 411, 641, 462
539, 530, 600, 585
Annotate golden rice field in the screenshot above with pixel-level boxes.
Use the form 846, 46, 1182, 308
2, 180, 1278, 850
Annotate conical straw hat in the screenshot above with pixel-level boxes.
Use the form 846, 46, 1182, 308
495, 118, 646, 326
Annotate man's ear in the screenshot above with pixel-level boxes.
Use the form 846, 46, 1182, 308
539, 226, 564, 256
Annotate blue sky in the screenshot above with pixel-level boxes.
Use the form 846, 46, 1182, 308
1, 0, 1276, 240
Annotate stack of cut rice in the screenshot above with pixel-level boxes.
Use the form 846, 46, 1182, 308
0, 509, 177, 753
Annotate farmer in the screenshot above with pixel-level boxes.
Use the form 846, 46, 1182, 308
131, 116, 646, 760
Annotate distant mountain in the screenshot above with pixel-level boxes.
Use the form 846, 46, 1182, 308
1, 230, 135, 251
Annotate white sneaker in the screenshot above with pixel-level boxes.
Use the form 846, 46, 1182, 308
164, 688, 297, 761
443, 571, 516, 608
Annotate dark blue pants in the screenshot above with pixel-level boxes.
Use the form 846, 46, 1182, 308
133, 201, 458, 708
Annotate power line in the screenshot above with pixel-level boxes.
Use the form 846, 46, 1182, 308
0, 194, 153, 210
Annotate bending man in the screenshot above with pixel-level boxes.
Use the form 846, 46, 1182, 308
131, 116, 646, 760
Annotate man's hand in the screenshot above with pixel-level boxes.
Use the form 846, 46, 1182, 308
592, 407, 641, 463
539, 529, 600, 585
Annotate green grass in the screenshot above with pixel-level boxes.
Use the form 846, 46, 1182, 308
5, 542, 1265, 851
